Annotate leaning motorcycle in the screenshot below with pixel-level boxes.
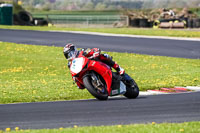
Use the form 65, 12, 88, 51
69, 52, 139, 100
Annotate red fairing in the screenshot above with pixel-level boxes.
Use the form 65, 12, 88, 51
70, 51, 87, 77
70, 56, 88, 88
87, 60, 113, 95
70, 56, 88, 77
70, 53, 113, 95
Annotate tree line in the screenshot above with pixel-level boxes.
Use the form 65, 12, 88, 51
19, 0, 200, 11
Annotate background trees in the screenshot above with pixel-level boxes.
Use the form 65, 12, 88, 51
19, 0, 200, 11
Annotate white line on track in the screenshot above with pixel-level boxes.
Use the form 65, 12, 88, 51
49, 30, 200, 41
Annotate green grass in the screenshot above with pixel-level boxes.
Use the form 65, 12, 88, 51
0, 42, 199, 104
0, 25, 200, 38
2, 121, 200, 133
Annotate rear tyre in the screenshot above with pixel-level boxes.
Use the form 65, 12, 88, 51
83, 75, 108, 100
123, 74, 139, 99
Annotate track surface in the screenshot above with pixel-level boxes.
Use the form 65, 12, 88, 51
0, 92, 200, 129
0, 29, 200, 59
0, 29, 200, 129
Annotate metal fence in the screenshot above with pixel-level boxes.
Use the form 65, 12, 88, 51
33, 14, 128, 26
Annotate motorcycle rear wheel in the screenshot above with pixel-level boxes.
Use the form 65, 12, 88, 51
83, 75, 108, 100
123, 76, 139, 99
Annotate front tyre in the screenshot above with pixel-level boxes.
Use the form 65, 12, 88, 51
83, 75, 108, 100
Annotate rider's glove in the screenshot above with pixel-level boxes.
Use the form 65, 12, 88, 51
92, 48, 100, 58
90, 48, 100, 58
93, 52, 100, 58
113, 63, 125, 75
118, 66, 125, 75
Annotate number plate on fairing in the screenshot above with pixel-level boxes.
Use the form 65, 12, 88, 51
111, 81, 126, 96
70, 57, 84, 74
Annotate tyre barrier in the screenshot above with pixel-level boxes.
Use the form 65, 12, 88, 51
154, 19, 187, 29
182, 20, 187, 28
186, 18, 200, 28
129, 18, 152, 28
149, 21, 154, 28
153, 20, 160, 29
13, 11, 48, 26
159, 22, 185, 28
13, 14, 21, 25
172, 22, 185, 28
13, 12, 33, 26
179, 18, 188, 27
129, 18, 140, 27
129, 18, 200, 28
139, 19, 148, 27
33, 18, 48, 26
159, 18, 177, 23
192, 18, 200, 28
17, 11, 33, 25
187, 19, 193, 28
159, 22, 172, 28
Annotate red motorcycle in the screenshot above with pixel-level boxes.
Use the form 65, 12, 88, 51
69, 51, 139, 100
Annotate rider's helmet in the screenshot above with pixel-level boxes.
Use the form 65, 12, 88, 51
63, 43, 78, 60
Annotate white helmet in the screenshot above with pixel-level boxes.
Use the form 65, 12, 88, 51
63, 43, 78, 60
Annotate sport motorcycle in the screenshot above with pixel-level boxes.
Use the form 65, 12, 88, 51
69, 52, 139, 100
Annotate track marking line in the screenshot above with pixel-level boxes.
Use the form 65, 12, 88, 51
49, 30, 200, 41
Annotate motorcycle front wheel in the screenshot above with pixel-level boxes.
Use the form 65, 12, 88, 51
83, 74, 108, 100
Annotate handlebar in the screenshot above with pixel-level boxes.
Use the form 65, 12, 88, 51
88, 55, 95, 59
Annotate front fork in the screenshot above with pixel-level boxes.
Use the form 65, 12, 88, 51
89, 72, 105, 93
91, 72, 102, 87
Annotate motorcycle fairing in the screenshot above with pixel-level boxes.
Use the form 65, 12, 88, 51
69, 55, 113, 95
87, 60, 113, 95
110, 81, 126, 96
70, 57, 84, 74
70, 57, 88, 76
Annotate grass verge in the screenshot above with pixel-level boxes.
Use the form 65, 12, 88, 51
0, 42, 200, 104
1, 121, 200, 133
0, 25, 200, 38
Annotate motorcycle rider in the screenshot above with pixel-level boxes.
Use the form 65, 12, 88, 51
63, 43, 125, 89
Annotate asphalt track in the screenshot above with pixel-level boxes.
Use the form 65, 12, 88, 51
0, 29, 200, 59
0, 29, 200, 129
0, 92, 200, 130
